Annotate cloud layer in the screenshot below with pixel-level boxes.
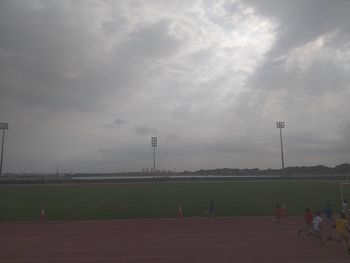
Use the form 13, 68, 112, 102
0, 0, 349, 173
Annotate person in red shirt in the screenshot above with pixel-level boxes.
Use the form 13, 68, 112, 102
298, 208, 313, 234
274, 204, 283, 226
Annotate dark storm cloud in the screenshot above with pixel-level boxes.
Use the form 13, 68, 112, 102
0, 2, 184, 113
244, 0, 350, 56
134, 125, 158, 135
0, 0, 106, 112
239, 0, 350, 97
123, 20, 183, 58
114, 118, 129, 126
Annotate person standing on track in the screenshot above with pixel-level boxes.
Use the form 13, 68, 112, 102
208, 199, 215, 221
326, 213, 350, 252
298, 208, 313, 234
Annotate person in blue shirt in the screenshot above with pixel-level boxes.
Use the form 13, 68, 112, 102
208, 199, 215, 220
323, 203, 333, 225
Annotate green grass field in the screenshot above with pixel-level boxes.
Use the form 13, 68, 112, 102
0, 181, 346, 221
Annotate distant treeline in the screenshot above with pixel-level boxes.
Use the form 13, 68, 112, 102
3, 163, 350, 178
184, 163, 350, 176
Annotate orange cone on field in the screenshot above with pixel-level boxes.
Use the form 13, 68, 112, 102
40, 208, 46, 222
177, 205, 183, 218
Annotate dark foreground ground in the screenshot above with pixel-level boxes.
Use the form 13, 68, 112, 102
0, 217, 349, 263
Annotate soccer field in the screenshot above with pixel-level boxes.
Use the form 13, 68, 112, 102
0, 181, 344, 221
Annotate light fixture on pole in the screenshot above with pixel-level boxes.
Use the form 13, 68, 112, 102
276, 121, 285, 174
0, 123, 9, 176
151, 137, 157, 173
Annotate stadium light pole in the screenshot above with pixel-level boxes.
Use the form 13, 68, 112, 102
0, 123, 9, 176
276, 122, 285, 174
151, 137, 157, 173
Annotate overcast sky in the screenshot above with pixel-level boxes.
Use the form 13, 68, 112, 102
1, 0, 349, 173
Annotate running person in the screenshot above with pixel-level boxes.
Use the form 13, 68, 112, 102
323, 203, 333, 225
326, 213, 350, 252
298, 208, 313, 234
308, 211, 325, 244
342, 200, 348, 215
274, 204, 283, 226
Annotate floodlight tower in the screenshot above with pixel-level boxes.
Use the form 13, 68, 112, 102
151, 137, 157, 173
276, 122, 285, 173
0, 123, 9, 176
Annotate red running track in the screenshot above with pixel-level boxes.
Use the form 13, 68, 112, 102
0, 217, 349, 263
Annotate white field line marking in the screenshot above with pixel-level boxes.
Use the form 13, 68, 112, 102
0, 245, 338, 254
0, 215, 306, 224
72, 186, 136, 217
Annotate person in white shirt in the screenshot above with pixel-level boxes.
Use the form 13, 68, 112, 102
342, 200, 348, 214
308, 211, 325, 244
